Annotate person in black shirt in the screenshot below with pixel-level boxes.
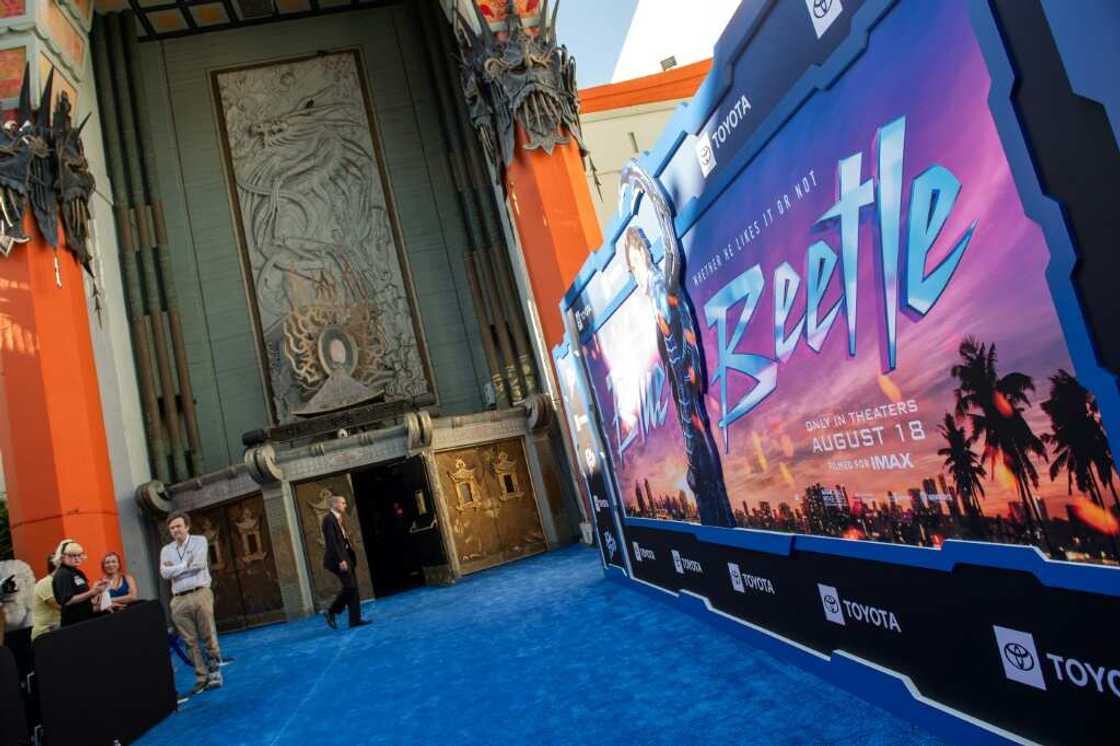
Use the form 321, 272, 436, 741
51, 540, 108, 627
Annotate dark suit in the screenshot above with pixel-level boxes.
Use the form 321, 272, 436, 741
321, 511, 361, 625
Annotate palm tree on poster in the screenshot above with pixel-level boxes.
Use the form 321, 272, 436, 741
1041, 370, 1120, 554
951, 338, 1051, 552
937, 413, 986, 522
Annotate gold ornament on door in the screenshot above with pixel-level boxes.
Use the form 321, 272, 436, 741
234, 504, 268, 564
493, 451, 523, 500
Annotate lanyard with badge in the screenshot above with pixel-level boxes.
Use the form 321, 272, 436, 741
176, 536, 191, 565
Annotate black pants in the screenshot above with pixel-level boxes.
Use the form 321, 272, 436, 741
328, 560, 361, 625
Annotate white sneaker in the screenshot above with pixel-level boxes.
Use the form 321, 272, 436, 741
206, 671, 224, 689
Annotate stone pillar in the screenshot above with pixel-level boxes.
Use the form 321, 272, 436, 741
261, 480, 314, 619
457, 0, 603, 353
504, 133, 603, 352
0, 1, 124, 570
455, 0, 601, 533
0, 219, 123, 571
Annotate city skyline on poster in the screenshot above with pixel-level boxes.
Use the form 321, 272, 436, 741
574, 1, 1118, 564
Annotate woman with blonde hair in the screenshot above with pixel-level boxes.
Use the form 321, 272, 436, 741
51, 539, 109, 627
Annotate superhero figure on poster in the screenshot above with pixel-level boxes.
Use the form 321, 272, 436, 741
620, 162, 736, 527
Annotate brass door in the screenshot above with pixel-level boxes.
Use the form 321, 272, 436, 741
293, 474, 375, 610
189, 494, 285, 632
435, 438, 547, 574
190, 505, 243, 630
224, 498, 284, 626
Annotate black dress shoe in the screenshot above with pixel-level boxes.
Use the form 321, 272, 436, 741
349, 619, 371, 628
325, 611, 338, 630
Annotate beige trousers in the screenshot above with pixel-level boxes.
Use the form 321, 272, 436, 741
170, 587, 221, 684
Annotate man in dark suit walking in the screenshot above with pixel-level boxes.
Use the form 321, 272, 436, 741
321, 492, 370, 630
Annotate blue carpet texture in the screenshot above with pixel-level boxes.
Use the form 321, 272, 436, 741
141, 545, 943, 745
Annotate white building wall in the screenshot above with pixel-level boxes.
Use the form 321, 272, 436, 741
582, 98, 687, 230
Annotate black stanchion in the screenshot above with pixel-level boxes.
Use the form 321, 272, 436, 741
0, 647, 29, 746
33, 600, 176, 745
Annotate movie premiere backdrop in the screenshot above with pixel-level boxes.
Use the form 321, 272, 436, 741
555, 0, 1120, 743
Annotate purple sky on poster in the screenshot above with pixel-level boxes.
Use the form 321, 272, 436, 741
579, 0, 1104, 526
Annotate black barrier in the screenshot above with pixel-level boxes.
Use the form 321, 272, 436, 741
33, 601, 175, 745
622, 521, 1119, 744
1, 629, 34, 744
3, 628, 32, 687
0, 647, 28, 746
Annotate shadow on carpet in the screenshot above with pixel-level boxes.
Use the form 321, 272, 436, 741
140, 545, 943, 745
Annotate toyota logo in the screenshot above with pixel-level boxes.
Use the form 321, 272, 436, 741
812, 0, 833, 19
823, 595, 840, 614
1003, 642, 1036, 671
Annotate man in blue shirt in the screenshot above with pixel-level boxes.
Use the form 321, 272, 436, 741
160, 511, 223, 695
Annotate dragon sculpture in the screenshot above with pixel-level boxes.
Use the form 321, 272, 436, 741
456, 0, 587, 176
0, 66, 95, 271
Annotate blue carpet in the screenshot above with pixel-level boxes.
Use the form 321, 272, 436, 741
139, 545, 943, 745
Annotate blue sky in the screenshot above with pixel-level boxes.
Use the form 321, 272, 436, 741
555, 0, 640, 88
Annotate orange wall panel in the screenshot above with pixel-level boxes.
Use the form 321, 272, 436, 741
0, 47, 26, 101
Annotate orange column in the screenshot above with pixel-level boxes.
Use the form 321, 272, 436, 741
0, 218, 122, 573
504, 130, 603, 352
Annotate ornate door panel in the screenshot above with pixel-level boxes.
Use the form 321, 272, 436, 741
190, 505, 244, 631
293, 474, 375, 609
188, 494, 285, 631
487, 442, 547, 563
435, 438, 547, 575
224, 497, 284, 627
445, 452, 502, 572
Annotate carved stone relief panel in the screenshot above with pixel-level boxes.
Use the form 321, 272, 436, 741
434, 437, 546, 574
292, 473, 375, 608
213, 50, 434, 423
